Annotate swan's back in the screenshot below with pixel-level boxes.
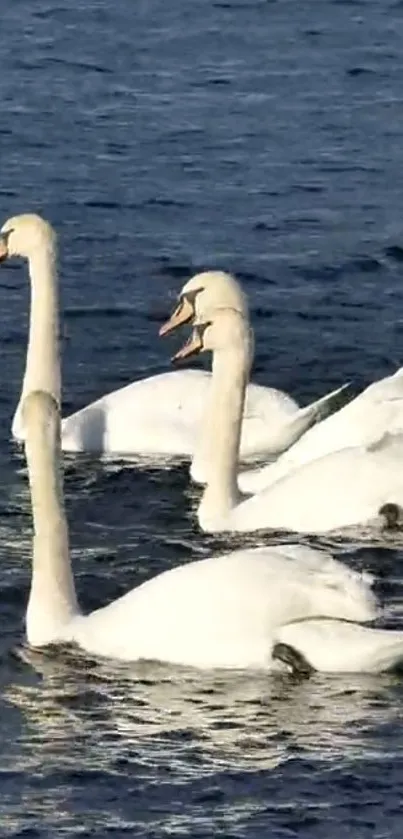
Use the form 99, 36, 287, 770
266, 369, 403, 481
72, 545, 376, 666
235, 434, 403, 534
60, 369, 297, 456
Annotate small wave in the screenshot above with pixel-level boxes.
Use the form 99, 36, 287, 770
346, 67, 376, 77
65, 305, 135, 320
384, 246, 403, 264
44, 56, 113, 75
298, 254, 383, 282
145, 198, 191, 209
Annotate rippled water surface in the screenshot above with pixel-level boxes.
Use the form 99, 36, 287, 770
2, 0, 403, 835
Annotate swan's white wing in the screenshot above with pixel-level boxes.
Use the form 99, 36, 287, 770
58, 371, 299, 458
239, 371, 403, 495
69, 546, 376, 667
275, 618, 403, 673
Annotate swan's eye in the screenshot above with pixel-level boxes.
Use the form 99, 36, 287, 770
182, 286, 205, 309
195, 320, 212, 345
0, 228, 14, 244
0, 228, 14, 263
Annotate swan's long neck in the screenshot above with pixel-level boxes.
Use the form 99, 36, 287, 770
191, 326, 253, 485
198, 341, 248, 527
25, 405, 79, 647
13, 248, 61, 439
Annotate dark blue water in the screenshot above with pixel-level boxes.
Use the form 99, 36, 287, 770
1, 0, 403, 835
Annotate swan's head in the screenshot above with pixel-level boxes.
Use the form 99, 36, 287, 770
159, 271, 248, 336
0, 214, 56, 262
172, 308, 251, 362
22, 390, 61, 449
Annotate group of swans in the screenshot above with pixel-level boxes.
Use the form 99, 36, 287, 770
4, 215, 348, 464
158, 277, 403, 535
2, 212, 403, 674
163, 272, 403, 495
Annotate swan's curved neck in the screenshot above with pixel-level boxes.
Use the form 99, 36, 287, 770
198, 340, 249, 527
25, 404, 79, 647
13, 247, 61, 439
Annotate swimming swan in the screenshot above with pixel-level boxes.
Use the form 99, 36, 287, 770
0, 214, 347, 460
160, 270, 350, 482
23, 388, 387, 668
175, 309, 403, 534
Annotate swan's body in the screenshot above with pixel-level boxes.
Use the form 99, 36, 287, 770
177, 310, 403, 535
2, 226, 346, 462
239, 367, 403, 495
59, 368, 328, 459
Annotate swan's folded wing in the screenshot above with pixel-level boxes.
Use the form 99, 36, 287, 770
239, 369, 403, 495
274, 618, 403, 673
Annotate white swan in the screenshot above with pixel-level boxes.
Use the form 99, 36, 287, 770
175, 309, 403, 534
0, 214, 346, 461
21, 390, 403, 672
160, 269, 350, 482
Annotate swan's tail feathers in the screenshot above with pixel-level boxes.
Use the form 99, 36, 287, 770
252, 382, 353, 460
303, 382, 352, 424
378, 502, 403, 531
273, 619, 403, 674
272, 642, 315, 678
272, 382, 352, 455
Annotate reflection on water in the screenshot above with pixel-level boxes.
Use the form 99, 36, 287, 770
10, 646, 403, 767
1, 645, 403, 834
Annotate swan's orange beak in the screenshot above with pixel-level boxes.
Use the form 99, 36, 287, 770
159, 295, 195, 337
0, 234, 9, 263
172, 327, 204, 362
